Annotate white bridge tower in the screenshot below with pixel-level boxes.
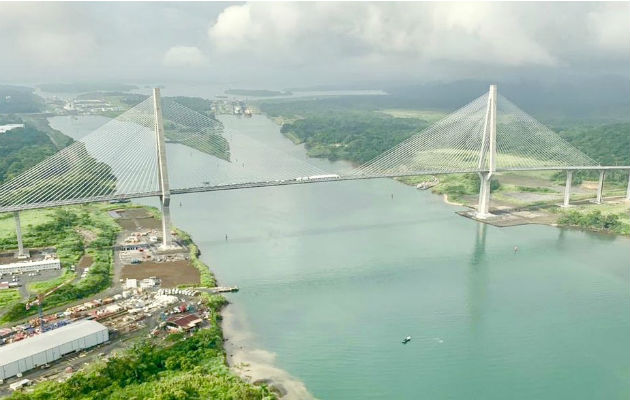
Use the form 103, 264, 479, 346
153, 88, 173, 248
476, 84, 497, 219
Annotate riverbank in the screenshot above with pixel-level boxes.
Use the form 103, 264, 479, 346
397, 173, 630, 235
183, 229, 311, 397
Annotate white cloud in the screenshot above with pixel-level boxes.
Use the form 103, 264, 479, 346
207, 3, 561, 67
162, 46, 208, 68
587, 4, 630, 53
0, 2, 626, 84
0, 3, 96, 67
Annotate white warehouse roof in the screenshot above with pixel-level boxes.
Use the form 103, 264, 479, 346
0, 320, 107, 366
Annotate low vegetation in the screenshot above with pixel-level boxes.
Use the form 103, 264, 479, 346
0, 289, 20, 308
175, 229, 216, 287
557, 209, 628, 235
514, 186, 555, 193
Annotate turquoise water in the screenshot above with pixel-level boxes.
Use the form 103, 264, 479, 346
50, 115, 630, 399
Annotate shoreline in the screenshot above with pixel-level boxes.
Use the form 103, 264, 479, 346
221, 304, 315, 400
442, 193, 465, 207
399, 179, 629, 235
179, 223, 311, 398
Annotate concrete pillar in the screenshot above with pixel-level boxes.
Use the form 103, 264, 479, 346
153, 88, 172, 248
562, 170, 572, 207
476, 172, 492, 218
596, 170, 605, 204
14, 211, 25, 258
626, 171, 630, 201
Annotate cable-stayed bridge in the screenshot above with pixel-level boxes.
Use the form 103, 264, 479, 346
1, 86, 628, 255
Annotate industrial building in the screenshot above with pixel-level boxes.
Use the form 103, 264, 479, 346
167, 313, 203, 332
0, 258, 61, 275
0, 320, 108, 381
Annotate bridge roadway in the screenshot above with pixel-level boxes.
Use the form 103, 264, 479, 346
1, 165, 629, 214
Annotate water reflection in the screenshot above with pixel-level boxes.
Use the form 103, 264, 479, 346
468, 222, 488, 328
470, 222, 487, 265
556, 228, 567, 250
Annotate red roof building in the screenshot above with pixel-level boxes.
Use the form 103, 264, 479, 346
166, 313, 203, 331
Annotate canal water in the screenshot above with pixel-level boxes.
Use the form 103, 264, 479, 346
50, 114, 630, 400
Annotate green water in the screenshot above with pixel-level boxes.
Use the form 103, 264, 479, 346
51, 115, 630, 399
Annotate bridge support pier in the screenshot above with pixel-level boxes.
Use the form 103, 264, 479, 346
562, 170, 572, 207
14, 211, 27, 259
160, 197, 172, 248
476, 172, 492, 218
596, 170, 605, 204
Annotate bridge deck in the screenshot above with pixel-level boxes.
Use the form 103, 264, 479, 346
1, 165, 628, 213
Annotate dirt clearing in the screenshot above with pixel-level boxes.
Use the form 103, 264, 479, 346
121, 260, 200, 287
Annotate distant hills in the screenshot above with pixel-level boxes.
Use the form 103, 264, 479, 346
225, 89, 292, 97
38, 82, 138, 93
0, 85, 44, 113
288, 75, 630, 122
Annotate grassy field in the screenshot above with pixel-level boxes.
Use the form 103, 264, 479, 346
27, 269, 75, 294
0, 209, 55, 238
0, 289, 20, 308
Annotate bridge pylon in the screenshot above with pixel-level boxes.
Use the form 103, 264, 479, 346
476, 84, 497, 219
153, 88, 173, 249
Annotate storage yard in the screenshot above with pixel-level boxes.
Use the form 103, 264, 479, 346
0, 207, 223, 395
0, 320, 108, 381
0, 282, 215, 395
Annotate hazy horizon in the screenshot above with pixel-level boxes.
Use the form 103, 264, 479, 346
0, 2, 628, 89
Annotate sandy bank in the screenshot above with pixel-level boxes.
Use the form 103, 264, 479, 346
221, 305, 316, 400
442, 193, 465, 207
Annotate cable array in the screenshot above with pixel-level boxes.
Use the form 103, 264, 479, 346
0, 87, 602, 212
353, 93, 489, 176
0, 97, 159, 210
352, 91, 599, 177
495, 95, 598, 168
0, 93, 331, 211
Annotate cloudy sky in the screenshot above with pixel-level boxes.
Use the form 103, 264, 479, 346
0, 2, 628, 88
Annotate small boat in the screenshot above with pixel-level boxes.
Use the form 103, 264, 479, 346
402, 336, 412, 344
